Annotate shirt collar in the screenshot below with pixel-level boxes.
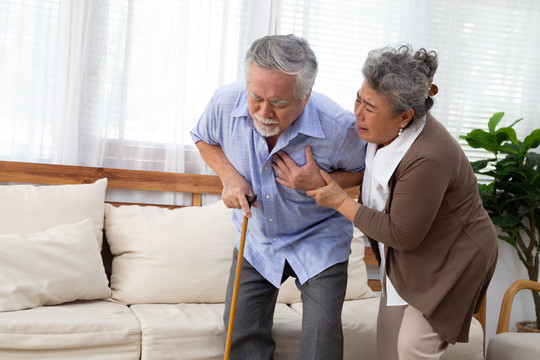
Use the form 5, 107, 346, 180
367, 115, 426, 189
289, 100, 325, 139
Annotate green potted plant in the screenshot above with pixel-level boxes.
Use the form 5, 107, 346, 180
460, 112, 540, 330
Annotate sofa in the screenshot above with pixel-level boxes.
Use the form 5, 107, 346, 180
0, 160, 485, 359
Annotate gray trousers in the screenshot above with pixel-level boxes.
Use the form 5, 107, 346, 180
224, 248, 348, 360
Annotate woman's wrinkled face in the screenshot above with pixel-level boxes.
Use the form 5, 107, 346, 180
354, 82, 410, 147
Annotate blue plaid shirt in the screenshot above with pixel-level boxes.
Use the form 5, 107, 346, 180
191, 82, 366, 287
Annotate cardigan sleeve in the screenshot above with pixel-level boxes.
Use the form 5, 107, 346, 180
353, 155, 453, 252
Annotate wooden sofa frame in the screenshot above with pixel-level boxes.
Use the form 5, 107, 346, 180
0, 160, 486, 344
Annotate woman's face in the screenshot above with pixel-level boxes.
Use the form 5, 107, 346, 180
354, 82, 411, 147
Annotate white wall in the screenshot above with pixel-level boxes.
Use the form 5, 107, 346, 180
485, 239, 537, 346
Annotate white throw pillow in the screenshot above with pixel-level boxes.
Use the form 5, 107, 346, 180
0, 178, 107, 248
277, 226, 375, 303
0, 219, 111, 312
105, 200, 374, 305
105, 200, 237, 304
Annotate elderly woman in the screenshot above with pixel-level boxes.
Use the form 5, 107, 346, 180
273, 45, 498, 360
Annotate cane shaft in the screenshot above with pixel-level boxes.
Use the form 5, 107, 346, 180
224, 214, 249, 360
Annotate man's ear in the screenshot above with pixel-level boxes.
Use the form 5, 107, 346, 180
303, 90, 312, 105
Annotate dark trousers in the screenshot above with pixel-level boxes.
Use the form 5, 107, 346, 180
224, 248, 348, 360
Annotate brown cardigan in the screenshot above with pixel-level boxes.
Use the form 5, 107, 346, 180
354, 114, 498, 344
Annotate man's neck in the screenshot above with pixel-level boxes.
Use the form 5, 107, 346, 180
265, 134, 280, 152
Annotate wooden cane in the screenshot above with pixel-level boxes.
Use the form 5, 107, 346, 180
224, 194, 257, 360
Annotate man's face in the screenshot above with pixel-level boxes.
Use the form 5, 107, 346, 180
246, 63, 310, 138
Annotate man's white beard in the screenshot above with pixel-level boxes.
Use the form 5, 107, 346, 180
252, 113, 280, 137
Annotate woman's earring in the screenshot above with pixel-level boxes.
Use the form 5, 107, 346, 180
398, 124, 404, 136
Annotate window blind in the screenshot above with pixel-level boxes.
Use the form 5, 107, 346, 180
277, 0, 540, 164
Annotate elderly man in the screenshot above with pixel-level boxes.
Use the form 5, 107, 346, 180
191, 34, 366, 359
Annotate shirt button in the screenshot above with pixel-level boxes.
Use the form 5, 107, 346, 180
264, 166, 268, 170
269, 218, 273, 222
265, 195, 270, 199
273, 238, 277, 242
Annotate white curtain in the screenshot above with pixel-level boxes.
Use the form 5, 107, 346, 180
0, 0, 272, 174
1, 0, 539, 171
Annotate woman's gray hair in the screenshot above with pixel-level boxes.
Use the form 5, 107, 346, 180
362, 44, 438, 123
245, 34, 318, 101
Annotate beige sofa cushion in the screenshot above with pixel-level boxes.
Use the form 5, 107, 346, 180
0, 219, 111, 312
0, 300, 141, 360
0, 178, 107, 247
131, 303, 227, 360
130, 302, 302, 360
105, 200, 373, 304
131, 295, 482, 360
486, 332, 540, 360
105, 200, 236, 304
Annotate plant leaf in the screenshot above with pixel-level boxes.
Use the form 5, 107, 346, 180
470, 159, 492, 173
488, 112, 505, 133
522, 128, 540, 154
461, 129, 501, 153
495, 125, 519, 145
526, 152, 540, 170
499, 143, 521, 156
492, 215, 522, 228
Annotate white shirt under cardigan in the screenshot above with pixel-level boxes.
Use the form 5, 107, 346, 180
361, 116, 426, 306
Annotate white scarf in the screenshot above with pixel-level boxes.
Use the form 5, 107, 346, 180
362, 116, 426, 305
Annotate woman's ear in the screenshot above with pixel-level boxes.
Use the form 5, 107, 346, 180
401, 108, 414, 128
